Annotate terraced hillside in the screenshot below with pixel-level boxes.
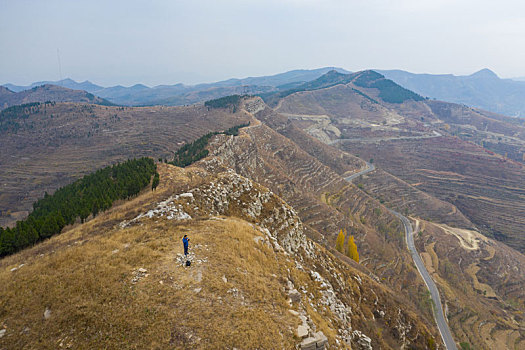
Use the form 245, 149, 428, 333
413, 218, 525, 350
272, 71, 525, 253
357, 168, 475, 230
0, 102, 250, 227
344, 136, 525, 252
263, 70, 525, 348
0, 163, 438, 349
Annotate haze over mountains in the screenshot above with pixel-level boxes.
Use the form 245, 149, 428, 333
379, 68, 525, 118
1, 68, 524, 349
4, 67, 525, 119
2, 67, 350, 107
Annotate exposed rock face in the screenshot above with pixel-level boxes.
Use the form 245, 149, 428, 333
243, 97, 266, 115
128, 170, 307, 255
352, 330, 373, 350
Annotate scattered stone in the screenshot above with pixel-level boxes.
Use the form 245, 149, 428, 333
297, 325, 309, 338
313, 331, 328, 348
0, 329, 5, 338
300, 337, 317, 350
10, 267, 17, 272
352, 330, 372, 350
253, 236, 265, 244
289, 289, 301, 303
288, 309, 299, 316
44, 308, 52, 320
374, 310, 385, 318
132, 268, 149, 283
112, 249, 119, 254
194, 287, 202, 293
222, 275, 228, 283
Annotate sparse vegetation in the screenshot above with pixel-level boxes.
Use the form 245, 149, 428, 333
204, 95, 244, 112
0, 158, 157, 257
459, 342, 472, 350
0, 102, 53, 133
170, 123, 249, 167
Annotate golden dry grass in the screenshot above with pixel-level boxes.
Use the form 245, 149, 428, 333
0, 213, 303, 349
0, 162, 307, 349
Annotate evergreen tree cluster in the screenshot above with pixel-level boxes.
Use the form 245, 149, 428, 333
224, 122, 250, 136
353, 71, 424, 104
170, 122, 250, 167
0, 158, 158, 257
170, 132, 216, 167
204, 95, 245, 112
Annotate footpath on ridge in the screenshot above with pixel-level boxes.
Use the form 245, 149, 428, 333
344, 162, 458, 350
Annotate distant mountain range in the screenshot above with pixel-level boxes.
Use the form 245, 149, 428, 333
2, 67, 349, 107
4, 67, 525, 118
378, 68, 525, 117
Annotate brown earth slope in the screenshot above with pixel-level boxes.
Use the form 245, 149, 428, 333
0, 102, 250, 227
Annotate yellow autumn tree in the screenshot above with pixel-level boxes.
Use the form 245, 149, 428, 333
346, 234, 359, 263
335, 229, 345, 253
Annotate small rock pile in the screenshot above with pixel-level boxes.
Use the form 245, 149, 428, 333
131, 268, 149, 283
120, 194, 192, 228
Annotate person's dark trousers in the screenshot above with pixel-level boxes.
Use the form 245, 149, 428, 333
184, 246, 188, 256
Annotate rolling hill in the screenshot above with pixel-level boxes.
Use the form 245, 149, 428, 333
379, 68, 525, 118
0, 85, 113, 110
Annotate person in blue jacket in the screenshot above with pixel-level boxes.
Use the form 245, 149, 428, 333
182, 235, 190, 256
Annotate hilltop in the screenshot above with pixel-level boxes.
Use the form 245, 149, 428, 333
0, 84, 113, 110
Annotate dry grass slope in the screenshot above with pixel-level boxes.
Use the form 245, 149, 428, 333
0, 163, 438, 349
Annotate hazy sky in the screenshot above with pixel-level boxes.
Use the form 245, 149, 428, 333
1, 0, 525, 86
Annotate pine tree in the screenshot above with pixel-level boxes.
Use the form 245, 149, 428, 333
335, 229, 345, 253
347, 234, 360, 263
152, 172, 159, 191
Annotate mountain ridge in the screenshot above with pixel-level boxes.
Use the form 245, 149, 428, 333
378, 68, 525, 117
0, 84, 114, 110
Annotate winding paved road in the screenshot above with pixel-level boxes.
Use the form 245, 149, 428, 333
344, 162, 457, 350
